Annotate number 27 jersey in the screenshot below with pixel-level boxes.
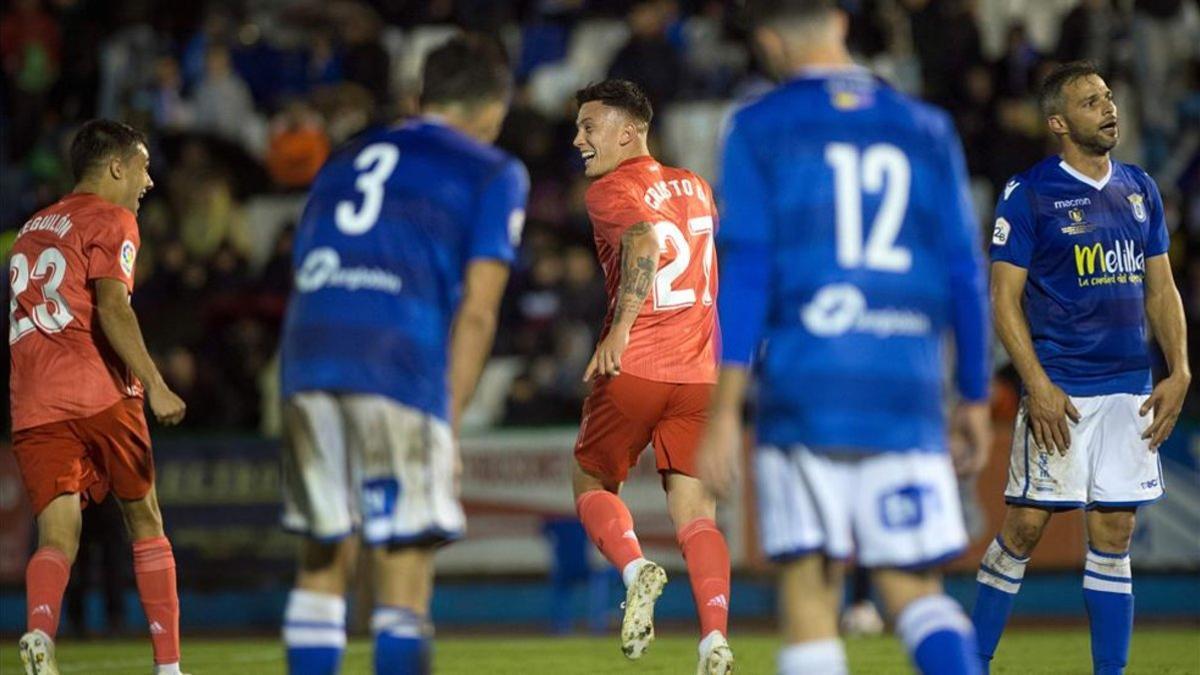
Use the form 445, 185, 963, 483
586, 155, 718, 384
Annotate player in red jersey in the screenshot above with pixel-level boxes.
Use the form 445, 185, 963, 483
9, 120, 188, 675
570, 80, 733, 675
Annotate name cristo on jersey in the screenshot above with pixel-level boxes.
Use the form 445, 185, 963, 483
643, 178, 709, 211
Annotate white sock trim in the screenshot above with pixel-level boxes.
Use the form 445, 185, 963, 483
284, 589, 347, 625
1084, 549, 1132, 594
896, 594, 973, 652
778, 638, 847, 675
371, 607, 428, 638
622, 557, 648, 588
976, 538, 1028, 594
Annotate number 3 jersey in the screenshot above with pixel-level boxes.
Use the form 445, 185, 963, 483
717, 68, 989, 454
280, 119, 529, 422
9, 193, 143, 431
586, 155, 718, 384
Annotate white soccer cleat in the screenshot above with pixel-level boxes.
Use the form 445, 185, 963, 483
696, 632, 734, 675
841, 600, 885, 637
18, 629, 60, 675
620, 561, 667, 659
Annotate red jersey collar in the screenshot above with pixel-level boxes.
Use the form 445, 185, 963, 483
614, 155, 658, 172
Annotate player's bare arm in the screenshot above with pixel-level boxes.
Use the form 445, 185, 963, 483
1140, 254, 1190, 449
94, 278, 186, 426
449, 259, 510, 434
584, 221, 659, 380
991, 261, 1079, 454
696, 367, 751, 499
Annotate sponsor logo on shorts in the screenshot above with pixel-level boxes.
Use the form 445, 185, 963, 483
878, 484, 937, 530
1140, 479, 1159, 490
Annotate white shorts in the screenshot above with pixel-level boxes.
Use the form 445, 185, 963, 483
281, 392, 465, 546
755, 446, 967, 568
1005, 393, 1164, 510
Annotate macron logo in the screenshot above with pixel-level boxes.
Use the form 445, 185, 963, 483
31, 604, 52, 617
1003, 180, 1019, 201
706, 595, 728, 610
149, 621, 165, 635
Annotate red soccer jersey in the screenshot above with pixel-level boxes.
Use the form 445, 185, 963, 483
9, 193, 143, 431
586, 155, 718, 384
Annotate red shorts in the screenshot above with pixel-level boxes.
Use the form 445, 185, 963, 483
11, 399, 152, 515
574, 372, 713, 484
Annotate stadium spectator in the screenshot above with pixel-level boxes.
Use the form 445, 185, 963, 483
190, 46, 257, 148
607, 0, 685, 112
265, 99, 331, 190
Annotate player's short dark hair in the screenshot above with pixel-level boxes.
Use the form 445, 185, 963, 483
420, 34, 512, 108
745, 0, 839, 26
69, 119, 148, 182
1039, 61, 1102, 118
574, 80, 653, 127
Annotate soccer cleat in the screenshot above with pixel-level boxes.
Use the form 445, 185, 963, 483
697, 633, 734, 675
620, 561, 667, 660
841, 600, 885, 637
18, 629, 60, 675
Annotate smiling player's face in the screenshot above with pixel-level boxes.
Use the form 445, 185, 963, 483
573, 102, 634, 179
1057, 75, 1119, 155
118, 143, 154, 215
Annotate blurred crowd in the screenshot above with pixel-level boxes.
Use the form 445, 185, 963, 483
2, 0, 1198, 431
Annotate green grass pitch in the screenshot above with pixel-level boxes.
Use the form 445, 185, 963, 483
3, 629, 1197, 674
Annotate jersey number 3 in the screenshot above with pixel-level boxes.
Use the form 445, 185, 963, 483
336, 143, 400, 235
9, 248, 74, 344
826, 143, 912, 273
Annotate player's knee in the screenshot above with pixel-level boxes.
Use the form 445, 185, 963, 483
1090, 510, 1135, 552
1003, 511, 1048, 556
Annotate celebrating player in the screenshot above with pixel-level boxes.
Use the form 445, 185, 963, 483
697, 1, 992, 674
570, 79, 734, 675
971, 61, 1189, 675
10, 120, 189, 675
277, 36, 527, 675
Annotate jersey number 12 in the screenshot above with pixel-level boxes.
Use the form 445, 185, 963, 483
825, 143, 912, 273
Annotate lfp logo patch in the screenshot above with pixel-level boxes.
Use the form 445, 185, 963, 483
1127, 194, 1147, 223
120, 240, 136, 277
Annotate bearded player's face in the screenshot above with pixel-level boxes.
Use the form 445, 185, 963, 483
573, 101, 634, 179
1057, 75, 1119, 155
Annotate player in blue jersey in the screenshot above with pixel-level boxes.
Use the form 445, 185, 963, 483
970, 61, 1189, 675
277, 36, 528, 675
696, 2, 992, 674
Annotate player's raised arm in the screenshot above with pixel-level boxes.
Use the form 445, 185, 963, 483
449, 259, 510, 432
94, 278, 186, 426
583, 219, 659, 380
936, 118, 992, 475
697, 113, 773, 497
989, 180, 1079, 455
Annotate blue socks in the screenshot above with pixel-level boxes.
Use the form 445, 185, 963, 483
283, 590, 346, 675
897, 594, 981, 675
373, 606, 431, 675
1084, 547, 1133, 675
971, 536, 1029, 671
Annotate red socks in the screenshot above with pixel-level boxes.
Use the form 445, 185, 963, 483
576, 490, 644, 572
132, 536, 181, 665
678, 517, 730, 637
26, 547, 70, 638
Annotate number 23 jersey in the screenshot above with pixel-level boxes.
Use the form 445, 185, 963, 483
586, 155, 718, 385
9, 193, 143, 432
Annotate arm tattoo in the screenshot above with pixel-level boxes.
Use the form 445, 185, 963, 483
613, 222, 657, 328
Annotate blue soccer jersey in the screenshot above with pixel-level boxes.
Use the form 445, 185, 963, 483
990, 156, 1169, 396
281, 119, 529, 421
718, 68, 989, 454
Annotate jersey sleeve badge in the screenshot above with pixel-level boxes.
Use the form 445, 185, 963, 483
992, 217, 1011, 246
120, 240, 137, 277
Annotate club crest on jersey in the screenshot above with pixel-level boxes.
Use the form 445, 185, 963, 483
120, 240, 136, 277
1127, 193, 1147, 223
1060, 208, 1095, 235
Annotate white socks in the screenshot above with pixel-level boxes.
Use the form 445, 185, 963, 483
778, 638, 848, 675
622, 557, 649, 587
